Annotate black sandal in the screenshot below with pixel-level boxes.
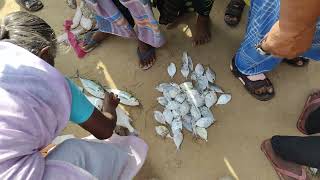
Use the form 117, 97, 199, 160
230, 57, 275, 101
283, 57, 310, 67
16, 0, 43, 12
224, 0, 245, 27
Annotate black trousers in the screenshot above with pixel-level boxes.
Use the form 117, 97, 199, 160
271, 107, 320, 168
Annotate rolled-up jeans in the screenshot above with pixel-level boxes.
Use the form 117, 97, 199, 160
235, 0, 320, 76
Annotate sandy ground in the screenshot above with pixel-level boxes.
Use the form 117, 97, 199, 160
1, 0, 320, 179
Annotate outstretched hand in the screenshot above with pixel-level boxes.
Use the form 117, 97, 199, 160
103, 92, 120, 113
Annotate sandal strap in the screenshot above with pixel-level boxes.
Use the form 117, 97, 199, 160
226, 0, 245, 16
275, 167, 307, 180
24, 0, 40, 8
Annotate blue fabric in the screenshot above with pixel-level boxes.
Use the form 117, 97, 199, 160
66, 78, 95, 124
235, 0, 320, 75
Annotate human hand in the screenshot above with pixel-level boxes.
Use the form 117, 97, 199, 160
103, 92, 120, 113
261, 21, 315, 59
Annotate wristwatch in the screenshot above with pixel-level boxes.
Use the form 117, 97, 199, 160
256, 38, 271, 56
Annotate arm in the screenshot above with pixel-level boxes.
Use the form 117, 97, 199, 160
80, 93, 119, 140
261, 0, 320, 58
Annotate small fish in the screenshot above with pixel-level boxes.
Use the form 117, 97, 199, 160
195, 64, 205, 76
163, 109, 174, 125
171, 118, 183, 133
195, 127, 208, 141
155, 126, 170, 138
163, 90, 172, 100
157, 97, 168, 106
167, 63, 176, 79
168, 88, 180, 99
115, 107, 138, 134
181, 52, 190, 78
172, 109, 181, 119
195, 117, 214, 128
80, 78, 105, 99
180, 82, 193, 91
200, 106, 214, 120
190, 105, 201, 120
173, 130, 183, 150
182, 121, 193, 133
154, 111, 166, 125
85, 95, 103, 111
209, 84, 224, 94
166, 101, 180, 110
190, 72, 198, 81
175, 93, 186, 103
187, 90, 205, 107
205, 67, 216, 83
170, 82, 181, 90
105, 89, 139, 106
216, 94, 232, 105
156, 83, 171, 92
205, 91, 217, 108
179, 101, 190, 117
195, 75, 209, 92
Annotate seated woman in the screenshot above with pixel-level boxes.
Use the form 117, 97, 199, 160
231, 0, 320, 101
0, 11, 147, 179
82, 0, 165, 70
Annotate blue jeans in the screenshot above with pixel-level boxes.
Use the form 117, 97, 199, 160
235, 0, 320, 76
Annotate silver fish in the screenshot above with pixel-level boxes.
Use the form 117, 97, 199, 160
187, 89, 205, 107
171, 118, 183, 133
209, 84, 224, 94
182, 121, 193, 133
167, 63, 176, 79
173, 130, 183, 150
154, 111, 166, 125
155, 126, 170, 138
170, 82, 181, 90
175, 93, 186, 103
180, 82, 193, 91
195, 64, 205, 76
168, 88, 180, 99
195, 75, 209, 92
80, 78, 105, 99
216, 94, 232, 105
85, 95, 103, 111
205, 91, 217, 108
200, 106, 214, 120
179, 101, 190, 117
105, 89, 139, 106
190, 72, 198, 81
156, 83, 171, 93
181, 52, 190, 79
163, 109, 174, 125
205, 67, 216, 83
195, 117, 214, 128
195, 127, 208, 141
190, 105, 201, 120
157, 97, 168, 106
166, 101, 180, 110
188, 56, 193, 71
114, 107, 137, 134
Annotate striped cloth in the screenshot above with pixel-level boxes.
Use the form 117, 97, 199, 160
85, 0, 165, 48
235, 0, 320, 75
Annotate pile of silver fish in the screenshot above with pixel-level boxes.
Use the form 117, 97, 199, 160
77, 77, 139, 135
154, 52, 231, 150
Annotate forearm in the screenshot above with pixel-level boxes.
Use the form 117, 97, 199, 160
280, 0, 319, 36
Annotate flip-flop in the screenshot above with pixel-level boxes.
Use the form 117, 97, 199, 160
82, 31, 100, 53
283, 57, 310, 67
261, 139, 308, 180
296, 91, 320, 135
224, 0, 245, 27
16, 0, 43, 12
137, 47, 156, 70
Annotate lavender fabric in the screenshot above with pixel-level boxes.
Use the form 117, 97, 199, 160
0, 42, 148, 180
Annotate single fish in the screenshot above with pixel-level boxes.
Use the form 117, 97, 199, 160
105, 89, 139, 106
216, 94, 232, 105
168, 88, 180, 99
80, 77, 105, 99
195, 127, 208, 141
186, 89, 205, 107
205, 91, 217, 108
179, 101, 190, 117
171, 118, 183, 133
200, 106, 214, 120
154, 111, 166, 125
190, 72, 198, 81
156, 83, 171, 92
157, 97, 168, 106
195, 75, 209, 92
205, 67, 216, 83
209, 84, 224, 94
190, 105, 201, 120
167, 63, 176, 79
155, 126, 170, 138
175, 93, 186, 103
173, 130, 183, 150
195, 64, 204, 76
195, 117, 214, 128
181, 52, 190, 78
115, 107, 138, 134
163, 109, 174, 125
166, 101, 180, 110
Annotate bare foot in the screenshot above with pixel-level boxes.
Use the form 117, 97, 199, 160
137, 40, 156, 70
262, 140, 309, 180
82, 31, 110, 52
192, 15, 211, 46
